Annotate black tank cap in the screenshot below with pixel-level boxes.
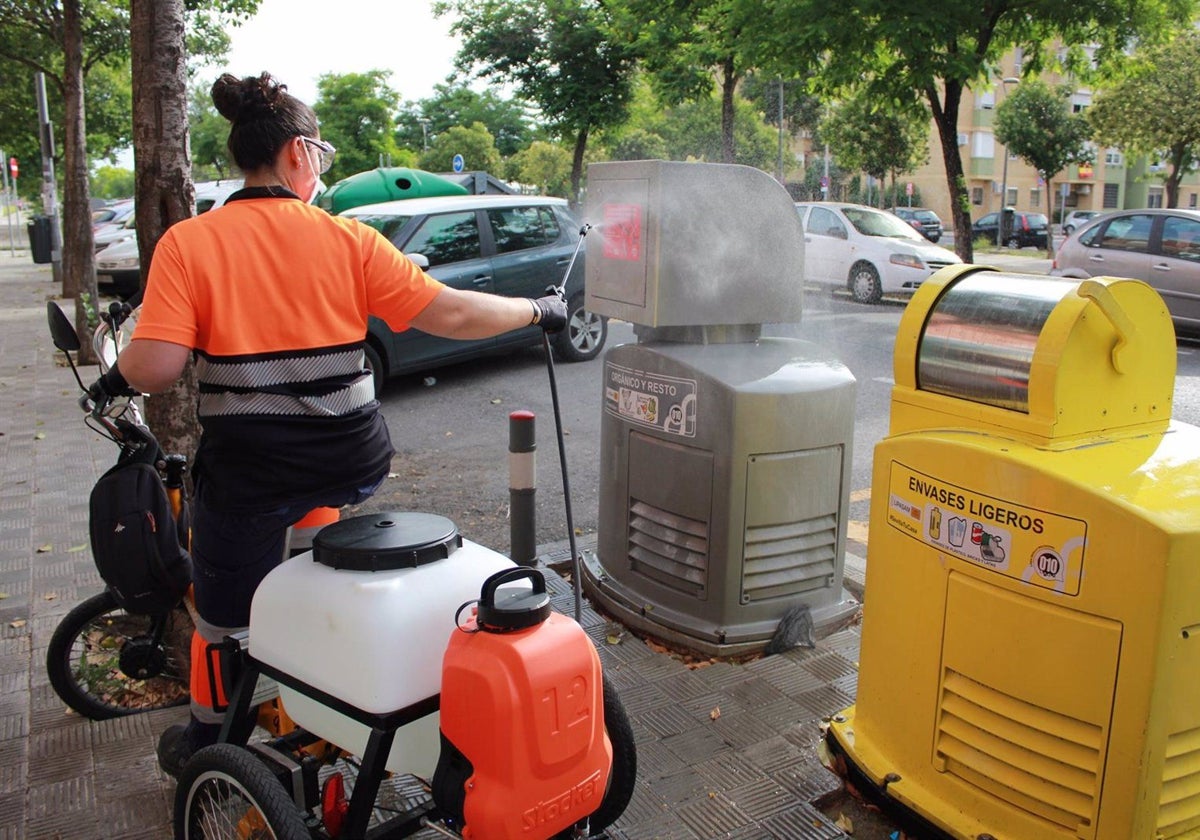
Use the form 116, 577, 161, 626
312, 512, 461, 571
476, 567, 552, 631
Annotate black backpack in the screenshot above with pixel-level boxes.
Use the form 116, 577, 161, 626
88, 452, 192, 615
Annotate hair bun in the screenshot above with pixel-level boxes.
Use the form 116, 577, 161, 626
211, 72, 290, 123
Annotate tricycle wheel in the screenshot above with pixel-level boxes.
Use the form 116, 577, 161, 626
46, 589, 191, 719
568, 673, 637, 838
174, 744, 309, 840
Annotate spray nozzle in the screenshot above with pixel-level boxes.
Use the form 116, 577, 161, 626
579, 223, 592, 236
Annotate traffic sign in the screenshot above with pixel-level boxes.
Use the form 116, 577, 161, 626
905, 181, 913, 196
452, 154, 464, 173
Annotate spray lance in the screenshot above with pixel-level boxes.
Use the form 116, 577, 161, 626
542, 223, 591, 622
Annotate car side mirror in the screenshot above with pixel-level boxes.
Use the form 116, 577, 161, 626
406, 252, 430, 270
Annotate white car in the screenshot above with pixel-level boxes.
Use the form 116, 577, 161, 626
795, 201, 962, 303
1060, 209, 1099, 236
95, 180, 244, 299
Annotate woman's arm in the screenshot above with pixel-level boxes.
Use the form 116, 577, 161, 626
115, 338, 193, 394
409, 286, 563, 339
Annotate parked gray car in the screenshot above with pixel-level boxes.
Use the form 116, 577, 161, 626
342, 195, 607, 393
1052, 208, 1200, 336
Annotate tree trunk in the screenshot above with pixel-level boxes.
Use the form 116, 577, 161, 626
570, 127, 588, 210
927, 82, 972, 263
1043, 173, 1056, 259
720, 56, 737, 164
131, 0, 200, 461
61, 0, 98, 365
1166, 143, 1188, 209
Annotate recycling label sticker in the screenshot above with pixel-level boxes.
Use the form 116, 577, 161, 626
887, 462, 1088, 595
603, 361, 697, 438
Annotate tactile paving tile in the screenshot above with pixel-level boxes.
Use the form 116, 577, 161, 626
799, 651, 859, 683
724, 777, 796, 820
647, 767, 713, 805
640, 703, 703, 738
761, 802, 848, 838
709, 710, 781, 750
659, 726, 730, 765
692, 751, 761, 790
741, 735, 810, 775
631, 736, 689, 781
749, 696, 810, 730
612, 677, 672, 716
674, 790, 754, 837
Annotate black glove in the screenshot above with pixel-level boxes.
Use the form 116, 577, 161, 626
530, 288, 568, 333
87, 364, 137, 404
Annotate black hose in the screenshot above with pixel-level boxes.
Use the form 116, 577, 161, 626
542, 331, 582, 623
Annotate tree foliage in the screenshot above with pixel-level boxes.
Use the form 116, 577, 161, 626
417, 121, 502, 175
994, 79, 1091, 251
820, 91, 930, 197
507, 140, 572, 196
1088, 30, 1200, 208
396, 84, 534, 157
747, 0, 1197, 261
436, 0, 637, 202
313, 70, 402, 183
606, 0, 755, 163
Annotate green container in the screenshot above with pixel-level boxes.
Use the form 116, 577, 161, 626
317, 168, 468, 215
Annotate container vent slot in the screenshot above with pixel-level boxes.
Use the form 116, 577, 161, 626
935, 669, 1100, 833
742, 514, 837, 602
1158, 725, 1200, 837
627, 499, 708, 597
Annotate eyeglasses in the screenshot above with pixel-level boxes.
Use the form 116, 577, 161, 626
301, 136, 336, 174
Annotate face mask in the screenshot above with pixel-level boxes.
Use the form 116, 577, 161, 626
305, 150, 322, 204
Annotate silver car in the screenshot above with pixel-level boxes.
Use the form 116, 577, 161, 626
1052, 208, 1200, 336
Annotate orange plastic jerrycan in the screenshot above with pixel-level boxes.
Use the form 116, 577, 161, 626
434, 568, 612, 839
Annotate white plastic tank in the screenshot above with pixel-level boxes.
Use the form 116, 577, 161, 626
249, 512, 515, 774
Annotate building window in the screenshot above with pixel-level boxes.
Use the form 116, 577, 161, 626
1005, 187, 1017, 206
972, 133, 995, 158
972, 187, 984, 206
1013, 48, 1024, 75
1105, 148, 1123, 166
1190, 193, 1198, 209
1030, 188, 1040, 208
1148, 189, 1164, 209
1103, 183, 1120, 209
978, 89, 995, 110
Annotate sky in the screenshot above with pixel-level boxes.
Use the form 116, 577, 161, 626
113, 0, 462, 168
220, 0, 462, 105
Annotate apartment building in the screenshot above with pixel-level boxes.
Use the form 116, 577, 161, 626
836, 50, 1200, 232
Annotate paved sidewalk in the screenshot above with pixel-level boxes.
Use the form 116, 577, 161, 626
0, 251, 863, 839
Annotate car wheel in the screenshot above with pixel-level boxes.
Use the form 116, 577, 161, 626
364, 341, 386, 397
928, 234, 940, 243
848, 261, 883, 304
553, 294, 608, 362
1005, 237, 1020, 249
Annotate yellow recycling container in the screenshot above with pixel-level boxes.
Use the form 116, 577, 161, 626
826, 266, 1200, 840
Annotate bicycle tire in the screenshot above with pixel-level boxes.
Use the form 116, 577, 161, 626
46, 589, 191, 719
579, 673, 638, 837
175, 744, 309, 840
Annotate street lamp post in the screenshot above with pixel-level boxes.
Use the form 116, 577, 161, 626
996, 76, 1019, 247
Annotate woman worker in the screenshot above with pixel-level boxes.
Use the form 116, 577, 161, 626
87, 72, 567, 776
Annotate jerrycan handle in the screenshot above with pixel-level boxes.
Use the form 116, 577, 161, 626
477, 567, 552, 632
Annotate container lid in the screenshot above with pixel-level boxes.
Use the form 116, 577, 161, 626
312, 512, 461, 571
476, 568, 552, 631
